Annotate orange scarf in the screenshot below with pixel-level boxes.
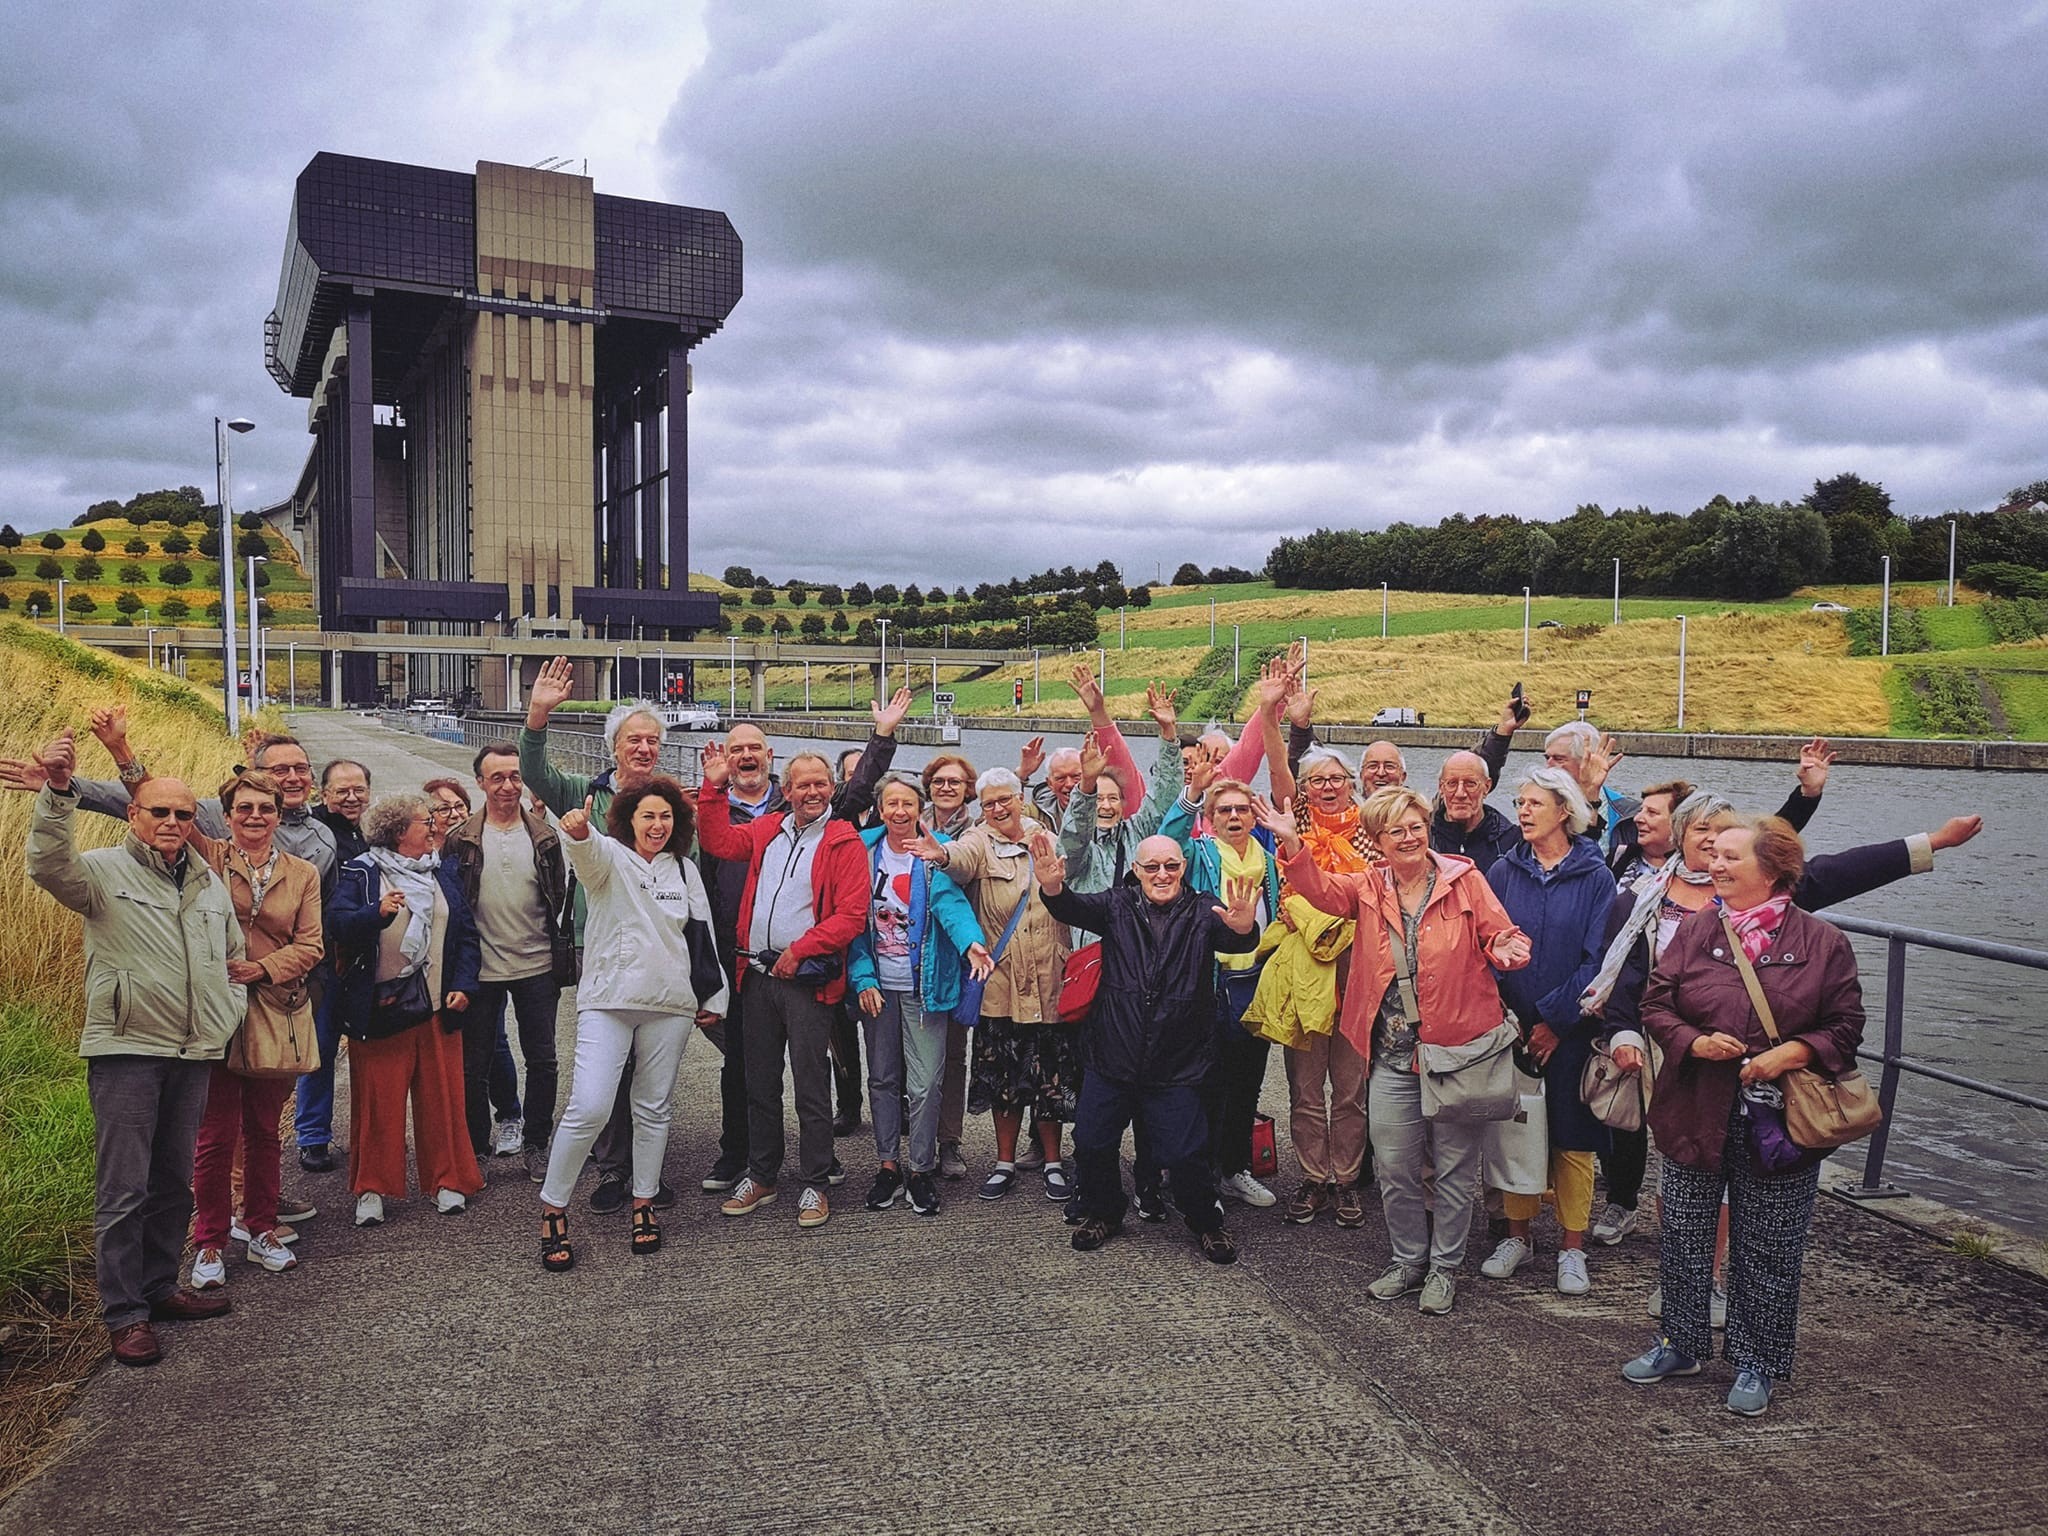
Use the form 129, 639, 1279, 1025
1296, 803, 1370, 878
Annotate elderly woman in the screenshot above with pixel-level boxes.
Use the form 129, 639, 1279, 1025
918, 751, 979, 1178
1264, 787, 1531, 1313
1055, 689, 1185, 893
920, 753, 979, 838
188, 770, 324, 1286
537, 777, 726, 1269
1621, 816, 1865, 1416
329, 792, 484, 1227
909, 768, 1074, 1201
1481, 767, 1616, 1295
847, 774, 994, 1218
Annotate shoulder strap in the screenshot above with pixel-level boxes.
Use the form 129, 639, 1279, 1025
1385, 884, 1422, 1028
1718, 909, 1783, 1045
986, 878, 1032, 965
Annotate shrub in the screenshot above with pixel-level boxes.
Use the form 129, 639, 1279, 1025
66, 592, 97, 615
0, 592, 8, 610
722, 565, 754, 588
159, 596, 190, 620
817, 584, 844, 606
72, 555, 102, 581
718, 591, 742, 608
831, 609, 849, 633
40, 531, 66, 550
849, 582, 873, 607
22, 587, 53, 614
749, 585, 776, 607
35, 556, 62, 581
235, 530, 268, 559
197, 529, 221, 559
771, 614, 793, 634
0, 558, 12, 579
237, 511, 264, 531
159, 562, 193, 586
875, 583, 900, 605
80, 527, 106, 552
118, 562, 148, 584
0, 524, 18, 548
116, 591, 144, 615
786, 583, 808, 606
161, 532, 192, 556
741, 614, 765, 634
123, 537, 149, 555
800, 613, 826, 636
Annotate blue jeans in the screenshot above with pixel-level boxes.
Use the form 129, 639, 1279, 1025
1073, 1073, 1222, 1234
865, 991, 949, 1174
294, 972, 344, 1150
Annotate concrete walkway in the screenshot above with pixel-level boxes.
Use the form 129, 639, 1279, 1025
4, 713, 2045, 1535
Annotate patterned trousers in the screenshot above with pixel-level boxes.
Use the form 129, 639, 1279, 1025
1658, 1103, 1820, 1380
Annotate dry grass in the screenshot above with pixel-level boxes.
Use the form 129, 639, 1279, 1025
0, 1277, 104, 1502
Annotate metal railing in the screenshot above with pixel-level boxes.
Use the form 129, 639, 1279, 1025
374, 711, 704, 788
1827, 912, 2048, 1197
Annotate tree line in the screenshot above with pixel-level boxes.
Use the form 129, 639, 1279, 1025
1265, 474, 2048, 598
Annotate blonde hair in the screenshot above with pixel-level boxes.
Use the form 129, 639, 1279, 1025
1201, 776, 1254, 821
1361, 785, 1432, 841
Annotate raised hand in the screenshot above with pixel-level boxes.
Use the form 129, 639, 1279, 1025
1028, 826, 1066, 890
963, 942, 995, 981
526, 656, 576, 727
1068, 661, 1104, 713
1016, 735, 1047, 782
1499, 688, 1531, 735
560, 793, 595, 842
1929, 814, 1983, 851
1145, 684, 1177, 738
1215, 872, 1260, 933
1250, 792, 1299, 848
700, 741, 731, 789
872, 685, 913, 737
1796, 737, 1837, 797
1184, 750, 1217, 800
37, 730, 77, 793
1285, 679, 1319, 730
1255, 655, 1292, 714
89, 705, 131, 756
903, 830, 949, 864
1584, 734, 1625, 793
1078, 729, 1108, 786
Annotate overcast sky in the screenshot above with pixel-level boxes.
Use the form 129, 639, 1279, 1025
5, 1, 2046, 585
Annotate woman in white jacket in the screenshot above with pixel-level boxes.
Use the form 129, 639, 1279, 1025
537, 777, 727, 1270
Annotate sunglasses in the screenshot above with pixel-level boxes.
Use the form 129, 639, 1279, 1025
1213, 804, 1253, 817
1134, 860, 1185, 874
137, 805, 196, 822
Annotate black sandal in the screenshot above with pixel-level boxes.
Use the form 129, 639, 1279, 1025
541, 1209, 574, 1273
631, 1205, 662, 1256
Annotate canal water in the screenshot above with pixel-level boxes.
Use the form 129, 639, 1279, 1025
718, 721, 2046, 1236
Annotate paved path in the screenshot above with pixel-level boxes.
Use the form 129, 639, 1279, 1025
4, 713, 2046, 1535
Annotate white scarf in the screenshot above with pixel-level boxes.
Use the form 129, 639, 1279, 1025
1580, 790, 1728, 1017
362, 846, 439, 970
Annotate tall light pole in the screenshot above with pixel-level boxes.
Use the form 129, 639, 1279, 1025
1381, 582, 1389, 639
876, 617, 890, 708
1947, 519, 1957, 607
1880, 555, 1892, 657
1676, 615, 1689, 729
1522, 587, 1531, 664
56, 576, 66, 636
1209, 596, 1216, 646
215, 416, 254, 733
245, 554, 269, 706
1232, 624, 1241, 686
727, 634, 737, 715
1119, 605, 1126, 650
1613, 558, 1621, 626
1033, 647, 1041, 705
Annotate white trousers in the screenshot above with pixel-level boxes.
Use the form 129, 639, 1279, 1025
539, 1008, 693, 1206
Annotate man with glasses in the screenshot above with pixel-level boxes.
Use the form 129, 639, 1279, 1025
1032, 829, 1261, 1264
23, 731, 243, 1366
314, 760, 373, 863
441, 742, 575, 1183
1431, 749, 1520, 875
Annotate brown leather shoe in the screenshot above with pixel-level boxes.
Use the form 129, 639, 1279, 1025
1284, 1181, 1330, 1225
1334, 1184, 1369, 1228
150, 1288, 232, 1322
109, 1321, 161, 1367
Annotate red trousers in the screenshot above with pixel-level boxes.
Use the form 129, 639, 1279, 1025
193, 1066, 293, 1247
348, 1015, 483, 1201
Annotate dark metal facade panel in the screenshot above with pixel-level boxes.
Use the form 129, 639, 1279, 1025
593, 192, 742, 335
338, 578, 509, 623
572, 587, 722, 630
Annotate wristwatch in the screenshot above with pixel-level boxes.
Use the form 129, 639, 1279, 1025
118, 760, 148, 786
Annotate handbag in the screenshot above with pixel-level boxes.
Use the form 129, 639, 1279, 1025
954, 881, 1032, 1029
1249, 1112, 1279, 1179
228, 976, 320, 1078
364, 965, 434, 1039
1058, 941, 1102, 1024
685, 915, 727, 1007
1389, 911, 1519, 1122
1483, 1062, 1550, 1193
1580, 1037, 1651, 1131
1721, 911, 1883, 1150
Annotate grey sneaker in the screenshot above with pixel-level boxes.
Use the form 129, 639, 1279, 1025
492, 1118, 524, 1157
524, 1144, 549, 1184
1726, 1368, 1772, 1416
1418, 1269, 1457, 1315
1591, 1201, 1638, 1245
1367, 1262, 1426, 1301
938, 1142, 968, 1180
1622, 1337, 1702, 1384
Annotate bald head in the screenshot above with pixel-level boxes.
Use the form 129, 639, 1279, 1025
1360, 740, 1407, 792
1437, 750, 1492, 828
723, 723, 773, 795
1133, 834, 1188, 904
128, 777, 199, 858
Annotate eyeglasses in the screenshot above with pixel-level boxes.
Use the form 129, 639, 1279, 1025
930, 776, 969, 789
329, 787, 370, 799
480, 771, 523, 787
429, 805, 466, 820
258, 761, 312, 778
1303, 775, 1349, 788
137, 806, 196, 822
1213, 804, 1253, 817
230, 803, 280, 818
1386, 824, 1429, 842
980, 794, 1018, 810
1134, 860, 1185, 875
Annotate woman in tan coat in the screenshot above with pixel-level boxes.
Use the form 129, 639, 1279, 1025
910, 768, 1073, 1201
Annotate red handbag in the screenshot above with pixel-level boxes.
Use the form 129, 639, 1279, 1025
1058, 941, 1102, 1023
1249, 1113, 1279, 1179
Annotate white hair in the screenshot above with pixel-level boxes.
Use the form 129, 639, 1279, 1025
975, 767, 1023, 798
1045, 747, 1083, 771
1543, 720, 1601, 763
603, 701, 667, 752
1515, 767, 1595, 835
1298, 746, 1354, 779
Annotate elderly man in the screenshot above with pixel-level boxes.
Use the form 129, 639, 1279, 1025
1358, 741, 1406, 794
1031, 829, 1260, 1264
1431, 749, 1520, 874
314, 759, 372, 863
24, 732, 243, 1366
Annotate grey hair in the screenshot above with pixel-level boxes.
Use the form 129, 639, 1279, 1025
1543, 720, 1601, 764
1672, 789, 1736, 842
603, 701, 667, 752
975, 767, 1023, 798
1298, 746, 1354, 779
1514, 767, 1594, 836
1045, 747, 1083, 771
875, 771, 926, 804
362, 792, 434, 850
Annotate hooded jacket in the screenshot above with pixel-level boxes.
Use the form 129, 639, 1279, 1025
563, 833, 729, 1018
845, 826, 985, 1014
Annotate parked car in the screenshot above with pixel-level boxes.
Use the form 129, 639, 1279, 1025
1811, 601, 1852, 613
1536, 619, 1562, 630
406, 696, 451, 714
1370, 706, 1425, 727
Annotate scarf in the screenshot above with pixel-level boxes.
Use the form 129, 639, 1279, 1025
1582, 790, 1728, 1015
1215, 835, 1269, 972
1722, 894, 1792, 961
362, 846, 439, 970
1296, 802, 1369, 878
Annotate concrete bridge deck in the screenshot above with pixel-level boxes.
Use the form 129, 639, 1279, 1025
4, 712, 2044, 1536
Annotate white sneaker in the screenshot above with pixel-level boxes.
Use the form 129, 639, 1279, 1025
435, 1187, 467, 1215
1480, 1236, 1532, 1279
246, 1231, 298, 1273
190, 1247, 227, 1289
1556, 1249, 1591, 1296
493, 1118, 524, 1157
354, 1192, 385, 1227
232, 1216, 305, 1244
1590, 1202, 1639, 1245
1222, 1170, 1278, 1208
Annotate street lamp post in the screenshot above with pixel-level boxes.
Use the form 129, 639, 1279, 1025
1523, 587, 1531, 664
288, 640, 297, 709
1233, 624, 1241, 685
1947, 519, 1957, 607
876, 618, 890, 708
215, 416, 254, 733
727, 635, 737, 715
146, 626, 158, 671
245, 554, 268, 706
1033, 648, 1041, 705
1381, 582, 1388, 639
1209, 597, 1216, 646
1613, 558, 1621, 626
1119, 606, 1126, 650
56, 576, 66, 636
1880, 556, 1892, 657
1676, 615, 1689, 729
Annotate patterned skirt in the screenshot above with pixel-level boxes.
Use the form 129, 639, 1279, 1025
968, 1015, 1080, 1121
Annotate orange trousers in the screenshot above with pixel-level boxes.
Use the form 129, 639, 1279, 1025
348, 1016, 483, 1201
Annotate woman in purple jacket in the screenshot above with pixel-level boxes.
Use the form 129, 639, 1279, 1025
1622, 815, 1864, 1418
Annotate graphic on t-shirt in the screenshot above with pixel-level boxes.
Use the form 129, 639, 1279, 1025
871, 845, 917, 989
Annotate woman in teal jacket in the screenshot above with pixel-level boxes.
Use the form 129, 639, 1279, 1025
848, 774, 993, 1217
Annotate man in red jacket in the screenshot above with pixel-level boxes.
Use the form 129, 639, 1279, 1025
697, 744, 869, 1230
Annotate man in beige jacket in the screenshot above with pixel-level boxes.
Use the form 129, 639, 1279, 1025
24, 730, 245, 1367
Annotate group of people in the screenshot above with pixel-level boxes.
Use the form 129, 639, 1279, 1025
12, 645, 1984, 1418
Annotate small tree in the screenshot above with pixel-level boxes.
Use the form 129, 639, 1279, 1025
237, 511, 264, 531
786, 582, 808, 606
80, 527, 106, 552
718, 591, 742, 608
1128, 584, 1152, 608
849, 581, 874, 607
126, 501, 151, 529
159, 596, 190, 620
817, 583, 844, 607
800, 613, 826, 637
22, 587, 53, 615
67, 592, 97, 615
254, 566, 270, 589
73, 555, 102, 580
771, 613, 794, 634
41, 531, 66, 550
119, 562, 147, 584
1172, 562, 1205, 585
35, 555, 62, 581
116, 591, 145, 615
748, 585, 776, 607
741, 614, 765, 635
0, 524, 20, 548
0, 593, 9, 611
0, 558, 12, 579
124, 536, 149, 555
235, 530, 268, 559
161, 531, 192, 556
830, 609, 850, 633
901, 584, 924, 608
159, 561, 193, 586
954, 586, 969, 603
874, 583, 900, 606
856, 618, 877, 642
722, 565, 755, 588
197, 528, 222, 559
